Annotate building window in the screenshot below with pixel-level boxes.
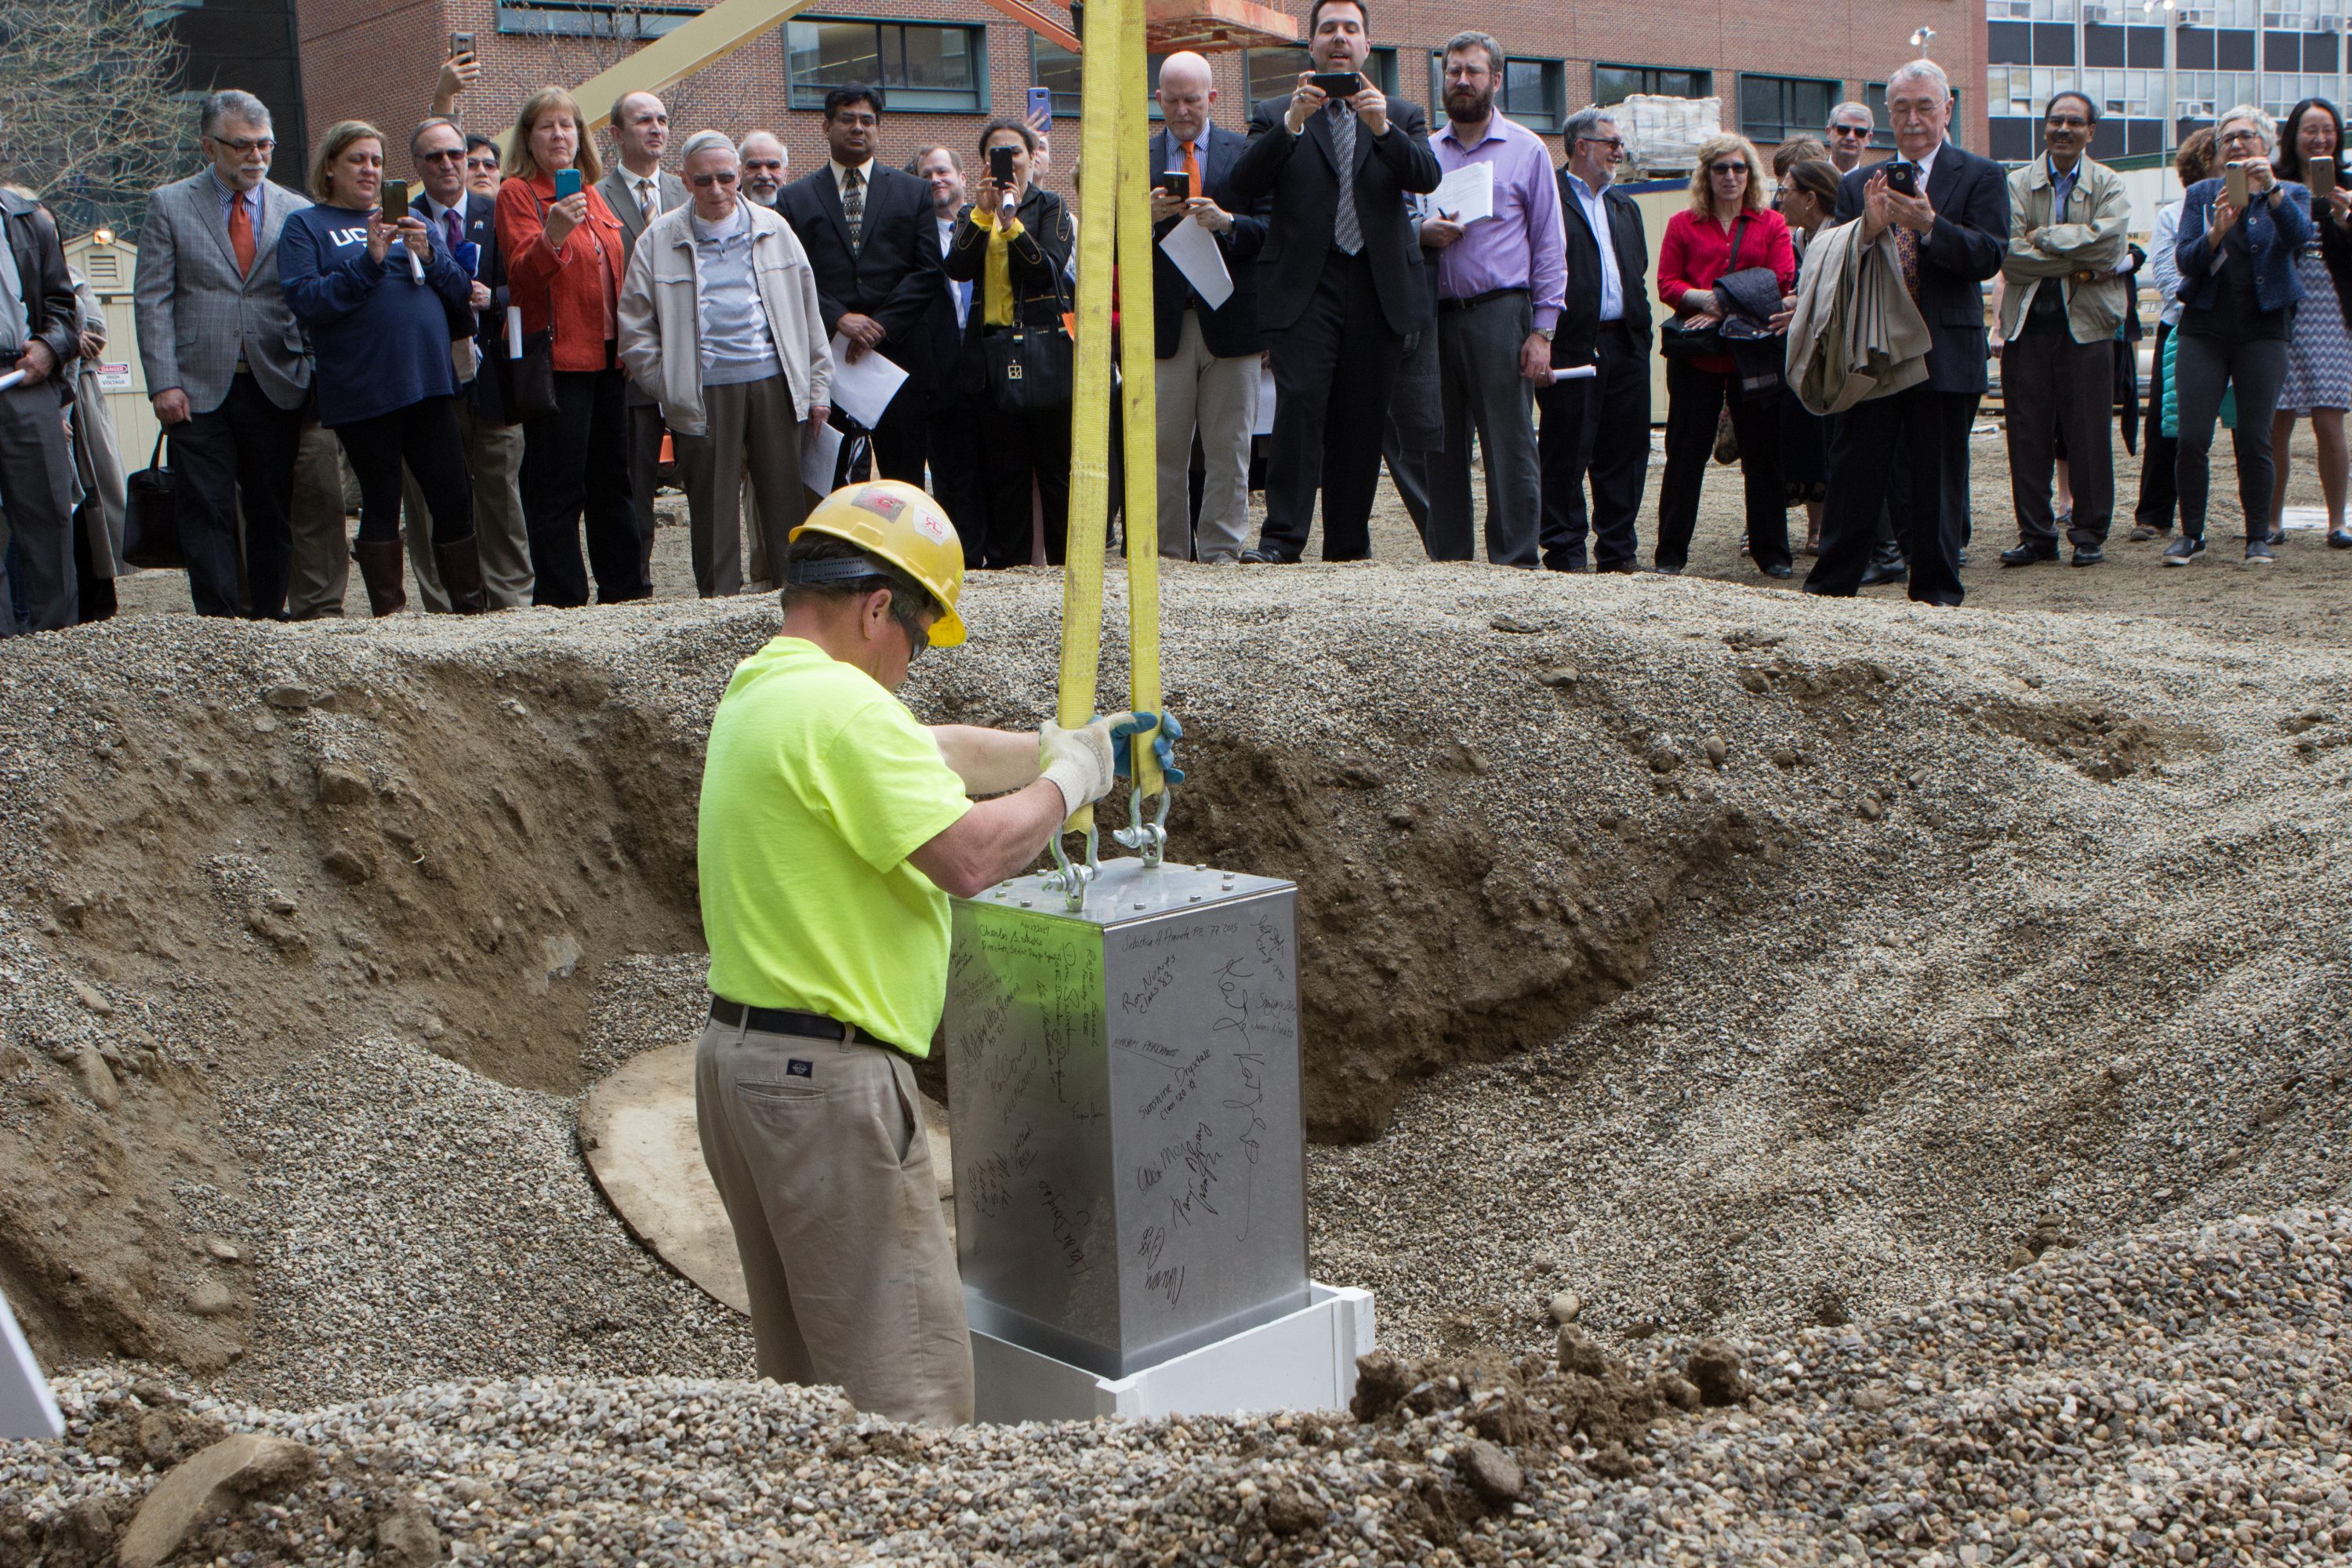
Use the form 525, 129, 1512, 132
496, 1, 697, 39
786, 18, 985, 113
1243, 45, 1399, 106
1592, 64, 1713, 105
1030, 38, 1169, 119
1739, 74, 1838, 143
1866, 82, 1964, 147
1425, 50, 1565, 132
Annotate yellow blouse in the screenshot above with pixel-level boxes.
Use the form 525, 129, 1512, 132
972, 203, 1027, 328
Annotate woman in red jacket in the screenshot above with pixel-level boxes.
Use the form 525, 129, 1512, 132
496, 85, 641, 608
1655, 133, 1797, 578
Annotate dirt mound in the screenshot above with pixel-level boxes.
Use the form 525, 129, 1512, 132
2, 568, 2350, 1402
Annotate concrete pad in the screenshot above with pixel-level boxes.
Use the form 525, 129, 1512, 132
579, 1041, 953, 1317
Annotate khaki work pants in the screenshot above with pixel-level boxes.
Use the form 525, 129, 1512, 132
677, 375, 807, 599
284, 422, 352, 619
694, 1016, 972, 1426
1153, 311, 1258, 561
402, 395, 533, 610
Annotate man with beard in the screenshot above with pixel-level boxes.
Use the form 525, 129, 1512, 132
739, 132, 789, 208
1416, 29, 1563, 566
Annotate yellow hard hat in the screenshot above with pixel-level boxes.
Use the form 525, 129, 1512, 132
789, 480, 967, 647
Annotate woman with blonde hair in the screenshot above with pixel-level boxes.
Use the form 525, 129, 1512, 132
495, 85, 639, 606
1653, 132, 1796, 576
278, 119, 482, 615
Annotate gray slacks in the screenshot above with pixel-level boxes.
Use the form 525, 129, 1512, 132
629, 395, 666, 580
1425, 289, 1541, 567
2004, 310, 2115, 546
285, 422, 352, 619
0, 377, 79, 633
677, 375, 807, 597
1153, 312, 1258, 561
403, 396, 532, 609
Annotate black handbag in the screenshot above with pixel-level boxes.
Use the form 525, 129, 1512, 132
1659, 213, 1749, 363
496, 190, 562, 424
122, 431, 183, 570
982, 205, 1075, 413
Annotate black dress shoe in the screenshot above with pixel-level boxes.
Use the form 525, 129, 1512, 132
1653, 561, 1684, 575
1236, 547, 1289, 564
1858, 548, 1908, 587
2000, 542, 2060, 567
2266, 528, 2286, 546
1762, 561, 1793, 579
2071, 543, 2104, 566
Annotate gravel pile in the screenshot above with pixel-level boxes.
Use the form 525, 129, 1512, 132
5, 1208, 2345, 1563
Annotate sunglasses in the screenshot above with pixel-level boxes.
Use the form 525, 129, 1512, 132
1579, 136, 1626, 152
421, 147, 466, 163
1710, 162, 1749, 176
688, 170, 739, 187
1830, 125, 1871, 138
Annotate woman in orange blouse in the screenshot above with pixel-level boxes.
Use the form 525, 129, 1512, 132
495, 85, 641, 608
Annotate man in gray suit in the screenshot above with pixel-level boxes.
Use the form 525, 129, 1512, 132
132, 89, 314, 618
597, 91, 688, 588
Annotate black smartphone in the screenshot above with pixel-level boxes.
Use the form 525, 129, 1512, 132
1160, 170, 1191, 200
449, 30, 474, 58
1885, 162, 1918, 197
1309, 71, 1363, 100
381, 178, 409, 223
989, 144, 1016, 185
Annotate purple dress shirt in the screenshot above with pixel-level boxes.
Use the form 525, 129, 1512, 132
1428, 112, 1566, 331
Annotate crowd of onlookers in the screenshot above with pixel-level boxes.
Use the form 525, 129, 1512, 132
2, 0, 2348, 632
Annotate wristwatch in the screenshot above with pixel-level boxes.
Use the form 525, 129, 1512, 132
1536, 327, 1556, 341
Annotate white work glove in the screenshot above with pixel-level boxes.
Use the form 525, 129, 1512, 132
1038, 711, 1152, 821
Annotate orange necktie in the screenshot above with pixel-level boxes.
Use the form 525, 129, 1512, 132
228, 192, 256, 277
1182, 140, 1200, 191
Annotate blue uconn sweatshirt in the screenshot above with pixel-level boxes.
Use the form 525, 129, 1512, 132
279, 204, 474, 428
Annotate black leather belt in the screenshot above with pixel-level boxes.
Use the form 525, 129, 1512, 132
1439, 286, 1530, 312
709, 996, 859, 1044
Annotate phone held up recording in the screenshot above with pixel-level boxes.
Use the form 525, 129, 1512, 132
2226, 161, 2249, 209
554, 168, 583, 201
1160, 170, 1191, 201
989, 144, 1017, 187
1309, 71, 1363, 101
381, 179, 409, 224
449, 30, 474, 58
1884, 161, 1918, 198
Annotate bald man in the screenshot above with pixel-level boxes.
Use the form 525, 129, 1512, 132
1149, 52, 1271, 561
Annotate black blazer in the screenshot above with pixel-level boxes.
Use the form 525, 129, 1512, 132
1229, 95, 1442, 337
1553, 170, 1650, 368
940, 187, 1075, 401
1149, 122, 1271, 359
1831, 143, 2008, 395
779, 162, 945, 386
426, 191, 513, 423
912, 209, 971, 410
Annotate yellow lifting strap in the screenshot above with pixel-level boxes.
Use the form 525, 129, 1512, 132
1056, 0, 1165, 838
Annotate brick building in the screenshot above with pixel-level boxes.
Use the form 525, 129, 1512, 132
284, 0, 1986, 186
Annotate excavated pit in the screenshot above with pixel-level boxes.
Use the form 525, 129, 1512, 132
2, 568, 2349, 1553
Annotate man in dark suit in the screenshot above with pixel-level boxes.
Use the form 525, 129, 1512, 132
404, 115, 532, 608
597, 91, 688, 592
1804, 58, 2006, 607
780, 85, 943, 485
1229, 0, 1442, 561
1148, 51, 1270, 562
1540, 106, 1651, 573
909, 143, 986, 564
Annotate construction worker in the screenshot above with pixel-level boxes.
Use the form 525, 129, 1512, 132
695, 479, 1163, 1426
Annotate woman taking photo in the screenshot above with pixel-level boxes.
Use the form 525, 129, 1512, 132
1654, 133, 1796, 577
2269, 97, 2352, 550
2132, 129, 2216, 543
495, 85, 639, 607
2169, 104, 2314, 567
1773, 157, 1841, 555
280, 119, 484, 615
942, 119, 1076, 569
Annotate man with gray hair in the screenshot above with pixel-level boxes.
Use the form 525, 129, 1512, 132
1804, 58, 2007, 606
1825, 101, 1875, 173
1415, 29, 1565, 566
739, 132, 789, 208
619, 131, 833, 597
132, 89, 314, 618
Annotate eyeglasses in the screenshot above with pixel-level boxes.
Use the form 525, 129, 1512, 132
209, 136, 275, 154
2220, 129, 2265, 145
420, 147, 466, 163
466, 155, 499, 170
1578, 136, 1626, 152
688, 170, 739, 187
2046, 115, 2089, 129
1709, 162, 1749, 176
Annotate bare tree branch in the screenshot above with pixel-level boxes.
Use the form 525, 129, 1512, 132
0, 0, 191, 239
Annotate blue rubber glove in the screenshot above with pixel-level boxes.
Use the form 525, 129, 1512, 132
1112, 710, 1184, 786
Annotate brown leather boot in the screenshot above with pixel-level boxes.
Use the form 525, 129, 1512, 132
432, 535, 489, 615
352, 539, 408, 617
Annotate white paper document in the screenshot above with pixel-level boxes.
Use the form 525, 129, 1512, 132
1158, 218, 1234, 310
1431, 162, 1495, 224
1548, 364, 1599, 383
2, 1287, 62, 1439
827, 335, 909, 426
802, 418, 844, 495
505, 306, 524, 359
1254, 362, 1276, 436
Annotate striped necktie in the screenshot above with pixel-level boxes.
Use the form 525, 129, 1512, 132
1330, 106, 1362, 256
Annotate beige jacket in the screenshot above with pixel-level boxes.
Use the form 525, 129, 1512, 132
1784, 216, 1932, 416
1999, 155, 2131, 343
618, 201, 833, 437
